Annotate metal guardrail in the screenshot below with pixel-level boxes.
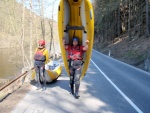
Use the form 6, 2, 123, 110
0, 68, 34, 102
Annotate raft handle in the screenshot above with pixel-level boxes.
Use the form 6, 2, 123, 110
64, 25, 87, 33
58, 6, 60, 11
79, 7, 81, 16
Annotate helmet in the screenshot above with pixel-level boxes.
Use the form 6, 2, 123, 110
38, 40, 45, 45
73, 37, 79, 42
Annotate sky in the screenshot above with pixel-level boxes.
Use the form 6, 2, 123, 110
16, 0, 60, 21
16, 0, 93, 21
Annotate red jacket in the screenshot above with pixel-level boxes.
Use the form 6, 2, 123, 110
65, 45, 86, 60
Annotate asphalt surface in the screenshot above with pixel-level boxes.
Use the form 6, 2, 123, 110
10, 50, 150, 113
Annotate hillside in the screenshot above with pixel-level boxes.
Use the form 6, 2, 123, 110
94, 33, 150, 71
0, 0, 60, 80
0, 0, 60, 57
93, 0, 150, 72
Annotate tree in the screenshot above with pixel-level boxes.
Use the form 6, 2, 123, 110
146, 0, 150, 35
21, 0, 25, 67
38, 0, 45, 40
29, 0, 33, 66
94, 0, 149, 44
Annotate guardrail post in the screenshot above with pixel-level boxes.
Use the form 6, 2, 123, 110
108, 50, 111, 57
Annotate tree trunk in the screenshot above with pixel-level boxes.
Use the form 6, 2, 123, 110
29, 0, 33, 66
49, 23, 53, 52
118, 7, 121, 37
21, 0, 25, 67
41, 0, 45, 40
49, 0, 56, 58
38, 0, 45, 40
34, 15, 38, 44
146, 0, 150, 35
128, 0, 131, 39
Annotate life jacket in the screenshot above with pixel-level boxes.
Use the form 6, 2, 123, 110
68, 45, 83, 60
34, 48, 46, 62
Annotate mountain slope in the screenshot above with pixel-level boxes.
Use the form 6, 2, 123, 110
94, 33, 150, 71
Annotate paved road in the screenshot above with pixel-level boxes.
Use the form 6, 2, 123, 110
91, 50, 150, 113
11, 50, 150, 113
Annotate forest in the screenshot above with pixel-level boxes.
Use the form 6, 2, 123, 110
93, 0, 150, 70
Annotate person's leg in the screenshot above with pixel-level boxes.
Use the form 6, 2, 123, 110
40, 66, 46, 91
74, 67, 81, 98
69, 67, 75, 94
35, 65, 41, 90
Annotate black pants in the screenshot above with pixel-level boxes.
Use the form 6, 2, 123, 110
34, 64, 46, 88
69, 60, 82, 88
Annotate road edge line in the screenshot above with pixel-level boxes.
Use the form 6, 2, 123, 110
91, 59, 143, 113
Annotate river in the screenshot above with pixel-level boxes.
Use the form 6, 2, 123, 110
0, 43, 61, 87
0, 48, 22, 81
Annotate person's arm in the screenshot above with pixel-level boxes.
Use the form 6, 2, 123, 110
83, 40, 89, 51
44, 49, 49, 63
62, 38, 68, 50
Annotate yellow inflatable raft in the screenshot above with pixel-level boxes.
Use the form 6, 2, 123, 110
58, 0, 94, 79
32, 61, 62, 82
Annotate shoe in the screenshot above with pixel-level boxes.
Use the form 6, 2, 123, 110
42, 87, 46, 91
70, 89, 74, 94
36, 87, 41, 90
74, 93, 80, 99
74, 84, 80, 99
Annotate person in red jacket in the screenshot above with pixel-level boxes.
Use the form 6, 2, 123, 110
63, 36, 89, 98
34, 40, 49, 91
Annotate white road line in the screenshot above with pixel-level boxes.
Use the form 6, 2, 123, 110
91, 59, 143, 113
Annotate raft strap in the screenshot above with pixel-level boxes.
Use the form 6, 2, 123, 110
64, 25, 87, 33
